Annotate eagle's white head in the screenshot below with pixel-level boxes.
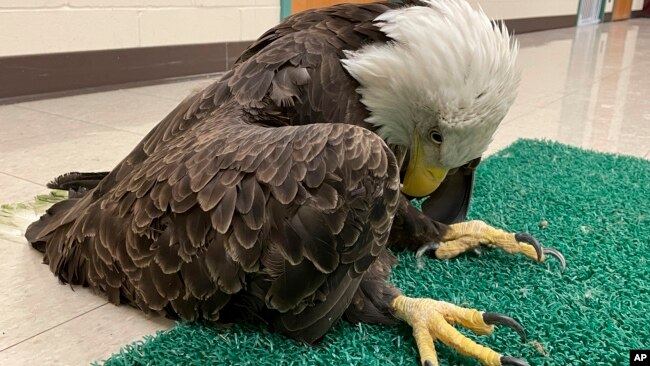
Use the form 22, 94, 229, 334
342, 0, 520, 197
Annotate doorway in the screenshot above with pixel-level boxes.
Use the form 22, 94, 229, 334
578, 0, 604, 25
290, 0, 376, 15
612, 0, 633, 21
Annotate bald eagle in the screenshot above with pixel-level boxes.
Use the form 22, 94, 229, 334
26, 1, 564, 365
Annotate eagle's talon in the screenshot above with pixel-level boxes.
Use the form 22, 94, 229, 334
500, 355, 531, 366
514, 232, 566, 270
482, 312, 526, 342
393, 296, 526, 366
416, 242, 441, 269
542, 247, 566, 271
416, 242, 440, 258
513, 233, 542, 262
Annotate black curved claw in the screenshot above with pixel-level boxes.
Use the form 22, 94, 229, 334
416, 242, 440, 258
543, 247, 566, 272
500, 356, 530, 366
483, 312, 526, 342
514, 232, 543, 262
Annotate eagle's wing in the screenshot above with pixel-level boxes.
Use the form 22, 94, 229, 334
37, 2, 399, 216
26, 106, 400, 343
135, 3, 395, 160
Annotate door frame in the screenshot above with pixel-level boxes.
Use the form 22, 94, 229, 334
281, 0, 291, 19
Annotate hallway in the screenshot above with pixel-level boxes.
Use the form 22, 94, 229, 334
0, 18, 649, 365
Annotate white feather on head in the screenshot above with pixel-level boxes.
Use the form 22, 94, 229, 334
342, 0, 520, 168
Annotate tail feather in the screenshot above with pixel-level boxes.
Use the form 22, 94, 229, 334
24, 191, 94, 286
0, 170, 105, 246
25, 196, 85, 248
1, 172, 104, 287
0, 190, 69, 245
47, 171, 109, 192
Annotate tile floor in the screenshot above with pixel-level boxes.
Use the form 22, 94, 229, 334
1, 19, 649, 365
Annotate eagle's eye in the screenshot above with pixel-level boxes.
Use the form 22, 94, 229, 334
429, 129, 443, 144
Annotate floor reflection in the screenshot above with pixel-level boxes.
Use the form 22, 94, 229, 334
496, 19, 650, 158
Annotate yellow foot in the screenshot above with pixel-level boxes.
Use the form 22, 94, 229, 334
392, 295, 529, 366
417, 220, 565, 270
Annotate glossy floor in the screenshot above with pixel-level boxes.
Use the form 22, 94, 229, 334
1, 19, 649, 365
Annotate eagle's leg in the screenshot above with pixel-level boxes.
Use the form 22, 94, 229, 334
391, 295, 529, 366
344, 254, 529, 365
420, 220, 566, 270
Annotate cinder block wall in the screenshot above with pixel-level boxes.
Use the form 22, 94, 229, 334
469, 0, 580, 20
472, 0, 644, 19
1, 0, 646, 58
0, 0, 280, 57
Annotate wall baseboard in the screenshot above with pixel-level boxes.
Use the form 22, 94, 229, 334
1, 12, 645, 103
503, 14, 576, 35
0, 41, 250, 103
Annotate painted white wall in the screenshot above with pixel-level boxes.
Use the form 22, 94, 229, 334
0, 0, 644, 57
0, 0, 280, 57
634, 0, 646, 10
477, 0, 642, 20
470, 0, 581, 20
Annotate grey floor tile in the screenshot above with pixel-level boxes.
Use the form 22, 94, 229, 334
0, 128, 143, 185
0, 173, 46, 204
16, 90, 179, 135
0, 105, 98, 145
0, 302, 172, 365
123, 77, 215, 101
0, 240, 108, 352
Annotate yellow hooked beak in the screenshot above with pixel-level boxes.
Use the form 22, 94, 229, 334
401, 135, 449, 197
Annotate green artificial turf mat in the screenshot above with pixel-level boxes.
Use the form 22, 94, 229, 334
98, 139, 650, 366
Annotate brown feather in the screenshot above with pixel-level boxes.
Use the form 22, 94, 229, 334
185, 207, 211, 248
197, 177, 229, 211
240, 181, 267, 230
226, 231, 262, 272
231, 215, 259, 250
153, 229, 184, 274
136, 270, 167, 311
204, 233, 245, 294
180, 258, 216, 299
210, 186, 237, 234
169, 191, 197, 214
150, 262, 182, 301
269, 177, 299, 205
266, 259, 328, 313
235, 175, 258, 214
